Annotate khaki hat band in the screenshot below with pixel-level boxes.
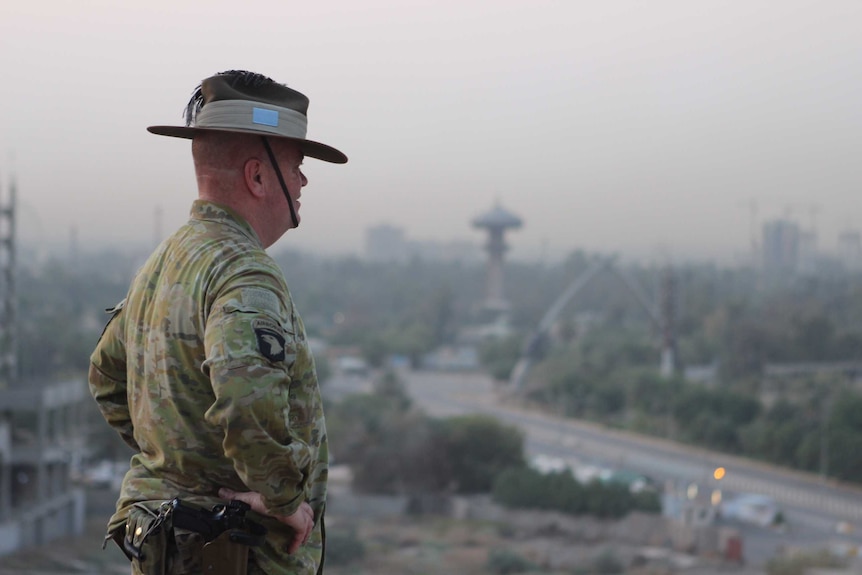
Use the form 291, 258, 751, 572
195, 100, 308, 139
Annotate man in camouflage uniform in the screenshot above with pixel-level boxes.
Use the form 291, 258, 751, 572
88, 70, 347, 574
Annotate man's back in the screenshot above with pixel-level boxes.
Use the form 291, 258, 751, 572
91, 200, 329, 574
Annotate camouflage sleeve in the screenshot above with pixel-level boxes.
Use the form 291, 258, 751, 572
203, 276, 311, 517
89, 301, 138, 451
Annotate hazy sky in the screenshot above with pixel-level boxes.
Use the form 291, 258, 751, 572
1, 1, 860, 263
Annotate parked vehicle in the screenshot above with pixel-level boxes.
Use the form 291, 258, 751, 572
720, 493, 780, 528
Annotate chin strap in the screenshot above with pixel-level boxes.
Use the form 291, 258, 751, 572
261, 136, 299, 229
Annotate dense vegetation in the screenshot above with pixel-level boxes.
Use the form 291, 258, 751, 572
327, 370, 661, 517
326, 371, 526, 495
279, 251, 862, 485
518, 310, 862, 482
11, 246, 862, 483
492, 467, 661, 518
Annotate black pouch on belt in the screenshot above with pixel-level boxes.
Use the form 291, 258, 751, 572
123, 502, 175, 575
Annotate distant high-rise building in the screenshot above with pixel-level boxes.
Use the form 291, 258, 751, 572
365, 224, 480, 263
798, 230, 818, 274
761, 219, 800, 274
838, 230, 862, 272
365, 224, 408, 262
472, 202, 522, 311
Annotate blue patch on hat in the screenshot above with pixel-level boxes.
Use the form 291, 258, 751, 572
252, 107, 279, 127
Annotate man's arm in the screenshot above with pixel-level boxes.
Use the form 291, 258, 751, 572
88, 302, 138, 451
203, 279, 313, 518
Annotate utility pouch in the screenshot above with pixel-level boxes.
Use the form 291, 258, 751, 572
124, 502, 174, 575
106, 498, 264, 575
201, 530, 250, 575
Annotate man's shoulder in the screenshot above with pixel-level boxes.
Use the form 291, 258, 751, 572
224, 245, 284, 282
172, 220, 279, 271
135, 223, 285, 302
203, 240, 289, 301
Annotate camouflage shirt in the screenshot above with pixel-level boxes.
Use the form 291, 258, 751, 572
89, 200, 329, 575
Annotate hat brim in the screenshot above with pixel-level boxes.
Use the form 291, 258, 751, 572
147, 125, 348, 164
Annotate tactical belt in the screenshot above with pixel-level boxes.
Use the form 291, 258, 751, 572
168, 498, 267, 547
113, 498, 267, 575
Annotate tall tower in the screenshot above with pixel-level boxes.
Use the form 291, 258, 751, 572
472, 202, 522, 312
761, 219, 800, 274
659, 265, 676, 377
0, 176, 17, 387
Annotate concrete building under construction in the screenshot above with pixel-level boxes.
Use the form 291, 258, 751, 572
0, 381, 90, 555
0, 178, 90, 556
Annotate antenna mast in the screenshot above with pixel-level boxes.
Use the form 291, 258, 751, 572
0, 174, 18, 386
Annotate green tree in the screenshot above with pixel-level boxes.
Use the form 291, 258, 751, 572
324, 527, 365, 566
487, 548, 537, 575
439, 414, 526, 493
389, 321, 435, 368
478, 335, 523, 381
492, 467, 658, 518
329, 380, 525, 494
824, 391, 862, 482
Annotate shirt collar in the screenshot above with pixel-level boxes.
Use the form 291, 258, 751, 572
189, 200, 263, 247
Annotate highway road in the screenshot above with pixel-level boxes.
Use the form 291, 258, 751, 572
326, 369, 862, 564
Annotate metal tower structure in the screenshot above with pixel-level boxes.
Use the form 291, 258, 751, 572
659, 265, 677, 378
472, 202, 522, 312
0, 176, 17, 387
509, 258, 677, 390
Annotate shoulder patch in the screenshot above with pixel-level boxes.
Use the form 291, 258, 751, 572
254, 326, 286, 363
241, 287, 280, 315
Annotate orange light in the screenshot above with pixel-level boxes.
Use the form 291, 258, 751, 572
713, 467, 726, 480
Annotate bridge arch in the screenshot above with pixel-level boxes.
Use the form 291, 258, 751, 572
508, 257, 676, 390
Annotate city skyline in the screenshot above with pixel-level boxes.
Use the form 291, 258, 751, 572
8, 189, 861, 270
1, 1, 860, 264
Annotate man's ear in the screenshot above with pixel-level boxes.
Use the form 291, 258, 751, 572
244, 158, 266, 199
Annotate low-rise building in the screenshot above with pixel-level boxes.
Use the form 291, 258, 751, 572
0, 379, 90, 556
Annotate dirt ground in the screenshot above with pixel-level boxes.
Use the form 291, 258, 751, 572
0, 503, 527, 575
0, 515, 130, 574
0, 487, 756, 575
